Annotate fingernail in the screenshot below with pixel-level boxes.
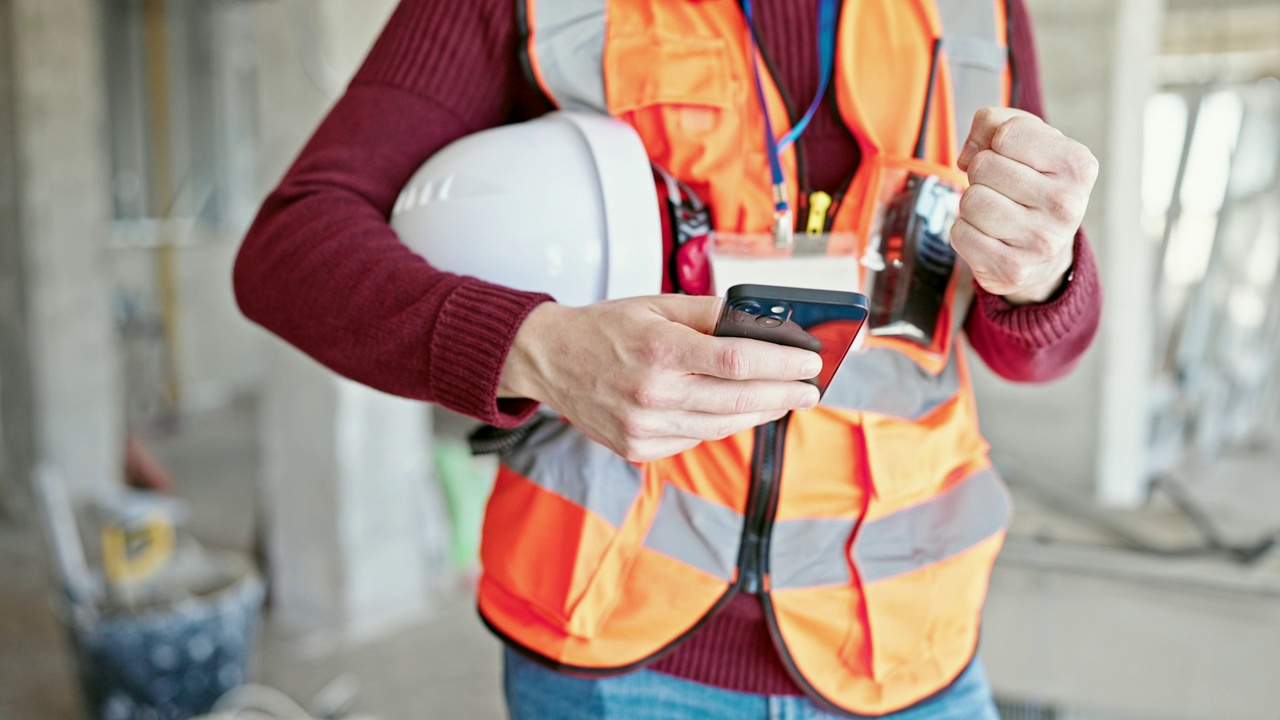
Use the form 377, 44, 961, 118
958, 141, 979, 167
802, 358, 823, 377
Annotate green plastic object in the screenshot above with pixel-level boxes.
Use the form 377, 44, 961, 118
434, 439, 495, 569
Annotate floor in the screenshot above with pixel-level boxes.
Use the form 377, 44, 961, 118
0, 397, 506, 720
3, 397, 1280, 720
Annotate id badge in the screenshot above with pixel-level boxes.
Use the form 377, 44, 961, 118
862, 173, 961, 347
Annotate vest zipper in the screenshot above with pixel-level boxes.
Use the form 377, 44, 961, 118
738, 413, 792, 594
480, 417, 795, 676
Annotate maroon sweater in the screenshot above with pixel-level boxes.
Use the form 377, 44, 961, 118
235, 0, 1102, 696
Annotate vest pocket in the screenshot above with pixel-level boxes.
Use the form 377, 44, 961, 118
480, 425, 660, 640
605, 31, 736, 114
604, 30, 747, 225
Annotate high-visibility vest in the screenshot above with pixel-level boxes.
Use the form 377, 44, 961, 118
479, 0, 1015, 715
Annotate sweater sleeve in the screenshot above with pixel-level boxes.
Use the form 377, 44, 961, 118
961, 0, 1104, 383
233, 0, 554, 427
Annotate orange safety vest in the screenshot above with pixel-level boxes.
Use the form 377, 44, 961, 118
480, 0, 1014, 715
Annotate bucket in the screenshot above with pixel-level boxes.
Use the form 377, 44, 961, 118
64, 559, 265, 720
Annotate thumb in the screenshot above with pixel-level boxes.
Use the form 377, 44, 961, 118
957, 106, 1035, 171
648, 294, 725, 335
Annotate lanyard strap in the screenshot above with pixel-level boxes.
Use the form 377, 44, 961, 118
740, 0, 840, 246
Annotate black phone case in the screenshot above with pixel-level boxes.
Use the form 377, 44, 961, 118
713, 284, 870, 396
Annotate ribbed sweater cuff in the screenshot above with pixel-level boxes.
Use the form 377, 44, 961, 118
972, 232, 1099, 350
429, 279, 553, 428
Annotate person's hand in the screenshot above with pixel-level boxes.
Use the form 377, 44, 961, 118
954, 107, 1098, 305
499, 296, 822, 462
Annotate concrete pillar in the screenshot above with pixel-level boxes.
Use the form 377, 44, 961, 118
968, 0, 1163, 505
246, 0, 449, 644
260, 344, 445, 644
0, 0, 123, 509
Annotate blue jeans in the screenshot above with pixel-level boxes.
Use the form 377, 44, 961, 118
503, 647, 1000, 720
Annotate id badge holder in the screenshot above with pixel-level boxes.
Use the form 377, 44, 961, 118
708, 231, 863, 296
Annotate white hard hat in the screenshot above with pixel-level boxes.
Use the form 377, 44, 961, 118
390, 112, 662, 307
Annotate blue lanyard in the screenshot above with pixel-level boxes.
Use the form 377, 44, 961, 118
740, 0, 840, 244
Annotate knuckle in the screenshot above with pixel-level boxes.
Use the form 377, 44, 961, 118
730, 387, 758, 415
718, 415, 754, 440
973, 107, 1001, 131
1043, 188, 1074, 220
950, 219, 978, 253
1068, 143, 1100, 181
639, 336, 672, 367
619, 412, 653, 441
630, 378, 664, 410
718, 343, 751, 380
1029, 228, 1058, 257
991, 119, 1020, 154
958, 186, 988, 219
966, 149, 997, 180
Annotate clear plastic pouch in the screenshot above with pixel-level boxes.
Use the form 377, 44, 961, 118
707, 231, 863, 297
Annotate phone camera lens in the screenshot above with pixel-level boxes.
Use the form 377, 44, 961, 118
735, 301, 764, 316
755, 316, 783, 328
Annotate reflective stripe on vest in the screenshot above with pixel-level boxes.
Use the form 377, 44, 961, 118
823, 347, 961, 419
501, 415, 639, 527
500, 419, 1008, 590
642, 482, 742, 582
522, 0, 1006, 149
524, 0, 608, 113
770, 467, 1009, 591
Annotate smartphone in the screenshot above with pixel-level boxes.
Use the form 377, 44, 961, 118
712, 284, 870, 396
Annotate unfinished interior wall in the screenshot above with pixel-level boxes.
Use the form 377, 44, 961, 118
0, 0, 123, 504
0, 0, 31, 514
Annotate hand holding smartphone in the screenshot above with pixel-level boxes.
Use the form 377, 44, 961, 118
713, 284, 870, 397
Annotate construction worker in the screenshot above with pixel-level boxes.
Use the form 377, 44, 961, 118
235, 0, 1102, 717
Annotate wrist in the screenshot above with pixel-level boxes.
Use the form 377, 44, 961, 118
498, 301, 562, 401
1003, 246, 1076, 306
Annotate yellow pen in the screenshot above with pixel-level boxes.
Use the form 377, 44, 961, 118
806, 191, 833, 235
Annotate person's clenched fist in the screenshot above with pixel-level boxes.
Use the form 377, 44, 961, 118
953, 107, 1098, 305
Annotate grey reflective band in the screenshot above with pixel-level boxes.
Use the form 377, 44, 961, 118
768, 468, 1008, 590
500, 416, 641, 527
853, 467, 1010, 583
770, 517, 859, 591
935, 0, 1009, 142
523, 0, 609, 113
642, 483, 743, 582
822, 347, 961, 420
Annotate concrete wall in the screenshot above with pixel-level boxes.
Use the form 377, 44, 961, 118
0, 0, 123, 503
0, 0, 31, 513
160, 0, 398, 411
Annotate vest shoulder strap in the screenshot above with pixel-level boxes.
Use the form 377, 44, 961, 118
518, 0, 609, 114
519, 0, 1011, 142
